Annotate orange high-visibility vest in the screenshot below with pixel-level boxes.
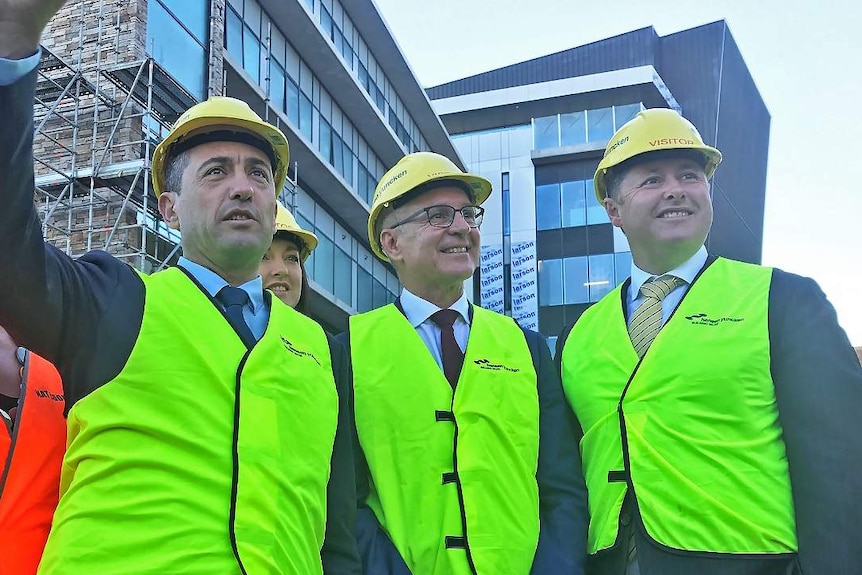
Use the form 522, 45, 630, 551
0, 352, 66, 575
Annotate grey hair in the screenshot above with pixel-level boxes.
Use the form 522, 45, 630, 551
164, 149, 191, 195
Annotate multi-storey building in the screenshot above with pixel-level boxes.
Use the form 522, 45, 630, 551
428, 22, 770, 347
34, 0, 460, 331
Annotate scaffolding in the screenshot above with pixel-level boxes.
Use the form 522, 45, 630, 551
33, 2, 196, 274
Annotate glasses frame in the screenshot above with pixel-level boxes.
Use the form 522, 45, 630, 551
388, 204, 485, 230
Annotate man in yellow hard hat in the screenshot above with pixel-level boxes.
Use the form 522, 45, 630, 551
0, 3, 359, 573
556, 107, 862, 575
338, 151, 588, 574
261, 203, 318, 312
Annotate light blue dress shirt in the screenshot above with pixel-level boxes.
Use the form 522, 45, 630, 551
178, 256, 269, 341
0, 50, 41, 86
399, 288, 471, 372
626, 245, 708, 326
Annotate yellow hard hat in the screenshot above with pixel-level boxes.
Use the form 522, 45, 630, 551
274, 202, 318, 261
593, 108, 722, 202
367, 152, 492, 261
151, 96, 290, 197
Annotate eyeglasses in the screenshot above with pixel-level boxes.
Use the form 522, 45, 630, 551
389, 205, 485, 229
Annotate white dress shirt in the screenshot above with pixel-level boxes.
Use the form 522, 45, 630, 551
399, 288, 471, 372
626, 246, 708, 326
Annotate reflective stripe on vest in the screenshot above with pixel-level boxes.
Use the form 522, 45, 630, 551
561, 257, 796, 555
0, 352, 65, 575
38, 268, 338, 575
351, 304, 540, 575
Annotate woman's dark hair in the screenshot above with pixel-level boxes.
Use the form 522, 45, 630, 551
294, 258, 311, 316
274, 230, 311, 315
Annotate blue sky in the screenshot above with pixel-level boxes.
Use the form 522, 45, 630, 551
374, 0, 862, 345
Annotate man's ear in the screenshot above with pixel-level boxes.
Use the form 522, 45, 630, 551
379, 228, 402, 263
158, 192, 181, 230
604, 197, 623, 229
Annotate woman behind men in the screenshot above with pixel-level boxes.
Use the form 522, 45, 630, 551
261, 203, 317, 312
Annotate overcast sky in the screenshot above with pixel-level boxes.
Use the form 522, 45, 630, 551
373, 0, 862, 345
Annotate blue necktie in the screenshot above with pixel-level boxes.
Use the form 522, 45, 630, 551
217, 286, 256, 348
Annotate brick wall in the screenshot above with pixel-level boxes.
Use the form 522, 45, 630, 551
34, 0, 149, 260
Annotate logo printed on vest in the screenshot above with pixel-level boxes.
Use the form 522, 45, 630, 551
281, 337, 321, 365
684, 313, 744, 326
35, 389, 65, 402
473, 358, 520, 373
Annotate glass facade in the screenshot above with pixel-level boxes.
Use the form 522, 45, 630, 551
536, 164, 609, 230
146, 0, 208, 99
225, 0, 387, 205
224, 0, 407, 312
538, 252, 630, 306
293, 187, 400, 313
315, 0, 429, 153
532, 103, 642, 150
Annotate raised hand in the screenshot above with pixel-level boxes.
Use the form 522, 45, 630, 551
0, 0, 69, 58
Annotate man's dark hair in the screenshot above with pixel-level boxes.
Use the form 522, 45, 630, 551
164, 149, 191, 195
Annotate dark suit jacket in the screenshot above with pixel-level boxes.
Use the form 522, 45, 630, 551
0, 68, 360, 574
556, 255, 862, 575
338, 302, 589, 575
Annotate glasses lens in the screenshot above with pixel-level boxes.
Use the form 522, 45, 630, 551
462, 206, 483, 227
427, 206, 455, 227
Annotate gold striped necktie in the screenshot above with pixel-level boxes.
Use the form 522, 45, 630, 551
628, 275, 684, 358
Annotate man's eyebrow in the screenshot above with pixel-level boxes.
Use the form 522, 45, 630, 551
196, 156, 232, 175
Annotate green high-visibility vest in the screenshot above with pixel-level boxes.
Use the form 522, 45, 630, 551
39, 268, 338, 574
561, 257, 796, 556
351, 304, 540, 575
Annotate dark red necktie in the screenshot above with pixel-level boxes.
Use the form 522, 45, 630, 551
430, 309, 464, 389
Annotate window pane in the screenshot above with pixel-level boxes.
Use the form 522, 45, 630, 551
587, 107, 614, 142
585, 179, 609, 225
560, 111, 586, 147
588, 254, 614, 302
319, 119, 332, 163
561, 180, 586, 227
614, 251, 633, 286
313, 232, 334, 294
270, 61, 286, 114
147, 1, 206, 98
533, 115, 559, 149
536, 183, 561, 231
372, 279, 387, 309
159, 0, 208, 43
342, 145, 353, 185
614, 103, 641, 130
299, 93, 313, 141
538, 259, 563, 306
242, 26, 260, 83
225, 6, 243, 62
334, 247, 352, 305
563, 256, 589, 304
357, 267, 373, 312
287, 80, 299, 124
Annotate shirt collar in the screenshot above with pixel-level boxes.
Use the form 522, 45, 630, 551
178, 256, 264, 313
629, 245, 708, 302
400, 288, 471, 329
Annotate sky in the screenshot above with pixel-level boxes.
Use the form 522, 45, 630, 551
373, 0, 862, 345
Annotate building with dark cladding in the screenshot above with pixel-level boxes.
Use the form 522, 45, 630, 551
427, 21, 770, 346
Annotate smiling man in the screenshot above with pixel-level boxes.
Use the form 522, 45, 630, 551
0, 2, 358, 573
337, 152, 588, 575
556, 108, 862, 575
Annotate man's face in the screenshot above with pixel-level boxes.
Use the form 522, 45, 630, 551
605, 157, 712, 266
260, 236, 303, 308
159, 140, 277, 276
382, 186, 480, 293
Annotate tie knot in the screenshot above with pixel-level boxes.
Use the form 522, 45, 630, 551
640, 275, 683, 301
430, 309, 460, 328
217, 286, 250, 309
